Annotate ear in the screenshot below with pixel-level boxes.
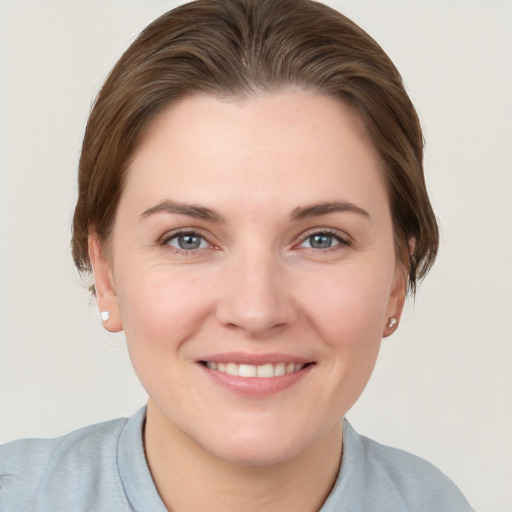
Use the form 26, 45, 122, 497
382, 255, 410, 339
383, 237, 416, 337
88, 234, 123, 333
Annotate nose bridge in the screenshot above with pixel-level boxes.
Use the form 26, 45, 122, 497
216, 242, 294, 335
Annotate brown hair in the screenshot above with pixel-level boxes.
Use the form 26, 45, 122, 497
72, 0, 439, 294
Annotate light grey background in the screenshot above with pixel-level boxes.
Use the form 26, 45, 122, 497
1, 1, 511, 510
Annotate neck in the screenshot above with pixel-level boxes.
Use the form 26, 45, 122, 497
144, 400, 342, 512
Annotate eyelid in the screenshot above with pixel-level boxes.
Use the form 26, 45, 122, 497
301, 227, 350, 242
158, 226, 351, 254
159, 228, 218, 253
294, 227, 351, 249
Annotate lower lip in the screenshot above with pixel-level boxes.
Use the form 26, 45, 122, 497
198, 364, 314, 396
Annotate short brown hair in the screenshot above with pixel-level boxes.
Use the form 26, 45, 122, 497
72, 0, 439, 294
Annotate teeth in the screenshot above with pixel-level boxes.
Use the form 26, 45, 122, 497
205, 361, 307, 378
239, 364, 257, 377
274, 363, 286, 376
256, 363, 274, 378
226, 363, 238, 376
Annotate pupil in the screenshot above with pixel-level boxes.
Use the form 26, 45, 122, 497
311, 234, 332, 249
178, 234, 200, 249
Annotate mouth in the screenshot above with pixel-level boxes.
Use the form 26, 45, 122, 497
199, 361, 315, 378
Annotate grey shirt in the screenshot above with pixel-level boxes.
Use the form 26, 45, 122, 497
0, 407, 474, 511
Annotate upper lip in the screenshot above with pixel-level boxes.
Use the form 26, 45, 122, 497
197, 352, 314, 366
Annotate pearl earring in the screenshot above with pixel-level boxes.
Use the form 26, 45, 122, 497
388, 317, 397, 328
101, 311, 110, 322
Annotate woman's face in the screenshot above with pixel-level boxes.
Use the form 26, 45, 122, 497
92, 91, 405, 465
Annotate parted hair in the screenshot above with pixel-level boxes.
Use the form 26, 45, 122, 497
72, 0, 439, 294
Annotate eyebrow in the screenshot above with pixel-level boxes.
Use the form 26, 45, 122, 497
140, 199, 369, 223
289, 201, 370, 221
140, 200, 226, 222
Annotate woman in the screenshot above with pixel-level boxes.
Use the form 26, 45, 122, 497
0, 0, 474, 510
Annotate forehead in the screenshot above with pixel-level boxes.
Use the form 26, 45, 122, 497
121, 91, 387, 216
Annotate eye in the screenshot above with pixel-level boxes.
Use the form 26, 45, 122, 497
164, 231, 210, 251
299, 231, 346, 250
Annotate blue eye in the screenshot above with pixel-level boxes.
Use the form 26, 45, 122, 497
166, 232, 209, 251
301, 232, 342, 249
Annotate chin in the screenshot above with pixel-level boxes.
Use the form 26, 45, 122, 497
193, 416, 324, 467
207, 435, 306, 467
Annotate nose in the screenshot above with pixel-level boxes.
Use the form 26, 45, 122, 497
215, 248, 297, 338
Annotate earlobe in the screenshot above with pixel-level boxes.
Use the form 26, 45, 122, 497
382, 265, 407, 338
383, 237, 415, 338
88, 234, 123, 333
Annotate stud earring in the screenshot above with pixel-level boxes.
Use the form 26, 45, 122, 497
388, 317, 397, 328
100, 311, 110, 322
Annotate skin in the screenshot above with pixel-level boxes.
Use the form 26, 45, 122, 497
89, 91, 406, 511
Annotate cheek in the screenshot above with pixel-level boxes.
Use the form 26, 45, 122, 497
116, 268, 212, 355
299, 265, 392, 393
280, 271, 387, 422
301, 265, 391, 341
114, 268, 218, 405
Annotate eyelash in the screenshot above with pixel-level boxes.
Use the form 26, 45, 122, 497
296, 229, 350, 251
159, 228, 350, 256
160, 230, 217, 256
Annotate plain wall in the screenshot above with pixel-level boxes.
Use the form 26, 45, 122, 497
1, 1, 511, 510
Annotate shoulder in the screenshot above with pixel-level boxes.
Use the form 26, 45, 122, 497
0, 415, 134, 512
322, 420, 475, 512
359, 432, 472, 508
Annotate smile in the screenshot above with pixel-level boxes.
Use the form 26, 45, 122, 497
201, 361, 310, 378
